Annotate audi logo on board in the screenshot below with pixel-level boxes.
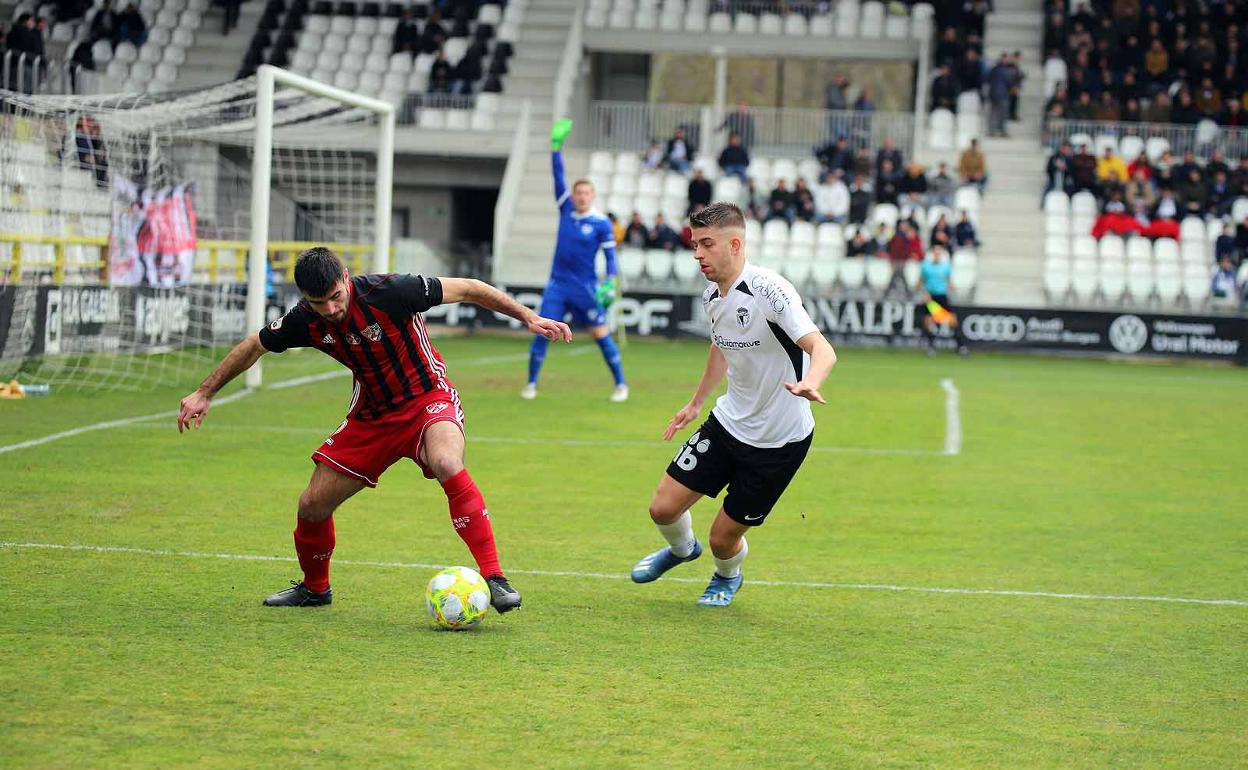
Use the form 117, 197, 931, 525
962, 314, 1027, 342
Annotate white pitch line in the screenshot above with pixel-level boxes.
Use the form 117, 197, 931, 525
1, 541, 1244, 608
941, 378, 962, 456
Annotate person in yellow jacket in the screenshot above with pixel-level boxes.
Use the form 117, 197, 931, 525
1097, 147, 1128, 184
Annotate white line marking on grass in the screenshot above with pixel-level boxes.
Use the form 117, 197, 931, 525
3, 541, 1244, 608
941, 378, 962, 456
0, 348, 579, 456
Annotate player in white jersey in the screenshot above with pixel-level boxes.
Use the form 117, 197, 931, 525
629, 202, 837, 606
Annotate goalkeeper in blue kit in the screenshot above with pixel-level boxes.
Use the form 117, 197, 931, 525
522, 119, 628, 402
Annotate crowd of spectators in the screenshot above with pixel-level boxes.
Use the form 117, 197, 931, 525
1044, 0, 1248, 127
391, 5, 506, 94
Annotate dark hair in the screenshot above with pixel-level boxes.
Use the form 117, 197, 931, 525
689, 201, 745, 230
294, 247, 345, 297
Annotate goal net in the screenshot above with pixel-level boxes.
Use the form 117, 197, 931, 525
0, 66, 394, 393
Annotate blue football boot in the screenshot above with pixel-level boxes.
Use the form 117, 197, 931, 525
696, 572, 744, 607
630, 540, 703, 583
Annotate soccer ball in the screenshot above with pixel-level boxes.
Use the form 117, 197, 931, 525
425, 566, 491, 630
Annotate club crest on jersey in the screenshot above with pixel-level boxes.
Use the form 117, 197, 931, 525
363, 323, 383, 342
345, 332, 362, 345
426, 402, 450, 414
736, 307, 751, 328
321, 333, 334, 344
581, 223, 594, 236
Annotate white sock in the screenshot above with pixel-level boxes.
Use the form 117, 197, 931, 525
656, 510, 695, 558
713, 537, 748, 579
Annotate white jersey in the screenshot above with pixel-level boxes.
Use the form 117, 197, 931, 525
704, 263, 819, 448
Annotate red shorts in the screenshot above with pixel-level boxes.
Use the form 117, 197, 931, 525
311, 387, 465, 487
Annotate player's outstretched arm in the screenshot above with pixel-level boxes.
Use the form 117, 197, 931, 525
177, 332, 267, 433
663, 344, 727, 441
439, 277, 572, 342
783, 332, 837, 405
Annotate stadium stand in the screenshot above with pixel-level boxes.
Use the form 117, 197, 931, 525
1038, 0, 1248, 308
583, 0, 935, 40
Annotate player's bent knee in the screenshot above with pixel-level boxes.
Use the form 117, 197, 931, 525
427, 453, 465, 482
297, 491, 334, 522
647, 498, 683, 525
709, 531, 742, 559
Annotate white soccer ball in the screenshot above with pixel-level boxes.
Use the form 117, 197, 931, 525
424, 566, 491, 630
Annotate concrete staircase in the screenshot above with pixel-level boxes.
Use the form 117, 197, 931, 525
494, 0, 581, 284
175, 3, 264, 90
973, 0, 1047, 306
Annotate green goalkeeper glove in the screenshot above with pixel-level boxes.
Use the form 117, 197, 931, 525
595, 277, 617, 309
551, 118, 573, 151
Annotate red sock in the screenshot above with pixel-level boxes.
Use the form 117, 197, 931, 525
442, 469, 502, 578
293, 515, 335, 593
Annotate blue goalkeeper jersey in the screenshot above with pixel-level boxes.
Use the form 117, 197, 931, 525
549, 151, 617, 293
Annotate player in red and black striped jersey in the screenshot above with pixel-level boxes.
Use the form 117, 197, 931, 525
177, 247, 572, 612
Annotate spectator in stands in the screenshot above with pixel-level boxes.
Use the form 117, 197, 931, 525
1207, 148, 1230, 179
848, 174, 873, 224
957, 48, 983, 96
1171, 90, 1201, 124
647, 213, 681, 251
718, 102, 756, 150
1121, 97, 1144, 123
1097, 148, 1128, 188
113, 3, 146, 48
1070, 143, 1097, 194
1007, 51, 1026, 122
56, 0, 90, 22
846, 229, 876, 258
899, 162, 928, 207
1102, 189, 1127, 215
1236, 214, 1248, 263
1125, 167, 1156, 210
1069, 91, 1095, 120
876, 159, 901, 207
1208, 170, 1233, 217
642, 141, 664, 171
1130, 199, 1152, 229
876, 137, 903, 177
451, 47, 484, 95
815, 135, 854, 178
885, 222, 919, 295
853, 87, 876, 112
5, 14, 43, 93
220, 0, 242, 35
929, 162, 956, 208
1093, 92, 1121, 121
1231, 157, 1248, 199
1126, 151, 1152, 182
609, 212, 625, 245
931, 64, 959, 111
793, 179, 816, 222
1152, 188, 1180, 221
740, 178, 764, 221
1220, 99, 1244, 127
955, 211, 980, 249
852, 147, 872, 179
420, 11, 448, 55
1175, 151, 1201, 185
814, 169, 850, 224
987, 52, 1011, 137
393, 8, 421, 55
929, 212, 954, 250
687, 169, 711, 215
766, 180, 795, 224
1211, 255, 1239, 300
1046, 140, 1075, 197
1142, 91, 1172, 123
1195, 77, 1223, 116
75, 115, 108, 188
935, 27, 962, 68
1214, 223, 1238, 266
1153, 150, 1177, 190
89, 0, 116, 45
825, 74, 849, 111
664, 127, 692, 174
717, 132, 749, 182
624, 213, 648, 248
958, 139, 987, 191
428, 49, 451, 93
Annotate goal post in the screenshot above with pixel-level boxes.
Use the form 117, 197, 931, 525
245, 64, 395, 387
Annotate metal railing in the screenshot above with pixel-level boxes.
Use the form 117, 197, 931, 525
1043, 118, 1248, 160
1, 50, 84, 96
586, 101, 915, 159
552, 2, 584, 121
0, 233, 375, 286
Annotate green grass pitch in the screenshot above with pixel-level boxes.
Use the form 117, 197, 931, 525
1, 335, 1245, 768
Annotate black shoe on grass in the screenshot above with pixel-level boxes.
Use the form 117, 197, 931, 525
263, 581, 332, 607
486, 575, 521, 613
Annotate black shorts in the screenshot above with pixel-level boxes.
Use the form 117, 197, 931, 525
665, 412, 812, 527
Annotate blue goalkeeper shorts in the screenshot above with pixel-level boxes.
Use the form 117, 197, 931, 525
539, 282, 606, 328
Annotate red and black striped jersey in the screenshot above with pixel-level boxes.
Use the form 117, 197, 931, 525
258, 273, 451, 421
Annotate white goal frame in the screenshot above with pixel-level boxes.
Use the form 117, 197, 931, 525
245, 64, 396, 387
